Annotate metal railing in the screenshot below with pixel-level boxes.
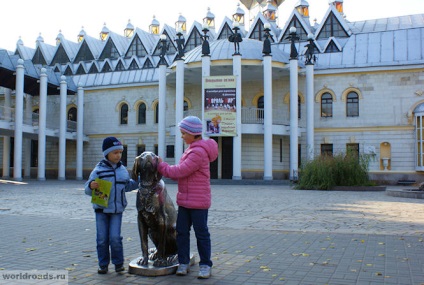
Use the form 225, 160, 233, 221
184, 108, 290, 126
0, 106, 77, 132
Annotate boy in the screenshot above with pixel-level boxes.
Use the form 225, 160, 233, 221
85, 137, 138, 274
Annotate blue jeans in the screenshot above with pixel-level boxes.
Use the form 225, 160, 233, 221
176, 206, 212, 267
95, 211, 124, 267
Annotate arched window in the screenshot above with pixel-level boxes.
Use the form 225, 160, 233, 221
120, 104, 128, 124
321, 93, 333, 117
68, 107, 77, 121
138, 103, 146, 124
346, 92, 359, 117
155, 103, 159, 124
298, 95, 301, 119
257, 96, 264, 120
414, 103, 424, 170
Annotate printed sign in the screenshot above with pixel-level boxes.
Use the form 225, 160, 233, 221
203, 76, 237, 136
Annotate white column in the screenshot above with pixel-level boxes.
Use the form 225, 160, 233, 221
158, 64, 167, 159
58, 75, 67, 180
38, 68, 47, 180
289, 58, 299, 181
306, 63, 315, 161
13, 59, 24, 181
201, 55, 211, 134
263, 55, 273, 180
174, 59, 184, 164
2, 88, 11, 178
23, 94, 32, 178
233, 55, 242, 180
76, 83, 84, 180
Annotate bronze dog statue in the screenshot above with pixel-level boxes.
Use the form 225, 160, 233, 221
132, 151, 178, 267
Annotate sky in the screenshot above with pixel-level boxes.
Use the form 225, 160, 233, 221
0, 0, 423, 51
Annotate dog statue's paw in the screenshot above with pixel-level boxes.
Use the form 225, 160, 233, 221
137, 256, 149, 266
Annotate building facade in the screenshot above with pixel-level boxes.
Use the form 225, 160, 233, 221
0, 0, 423, 183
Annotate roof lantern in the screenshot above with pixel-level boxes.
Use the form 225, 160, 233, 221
56, 30, 64, 45
263, 0, 277, 21
329, 0, 343, 14
233, 3, 245, 25
203, 7, 215, 30
175, 13, 187, 32
295, 0, 309, 17
77, 27, 86, 43
17, 36, 23, 47
100, 23, 109, 41
36, 33, 44, 44
124, 19, 134, 38
149, 15, 160, 35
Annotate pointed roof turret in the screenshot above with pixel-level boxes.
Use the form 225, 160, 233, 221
56, 30, 64, 45
150, 15, 160, 35
329, 0, 343, 15
295, 0, 309, 18
203, 7, 215, 30
263, 0, 277, 22
233, 3, 245, 26
77, 27, 86, 43
175, 13, 187, 32
100, 23, 110, 41
36, 33, 44, 44
124, 19, 134, 38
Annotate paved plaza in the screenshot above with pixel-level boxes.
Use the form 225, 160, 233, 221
0, 179, 423, 284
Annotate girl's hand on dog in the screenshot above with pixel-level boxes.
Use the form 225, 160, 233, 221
158, 157, 163, 164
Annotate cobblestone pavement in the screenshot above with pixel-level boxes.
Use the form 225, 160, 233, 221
0, 179, 423, 284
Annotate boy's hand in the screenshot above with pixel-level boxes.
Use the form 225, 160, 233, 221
90, 181, 99, 189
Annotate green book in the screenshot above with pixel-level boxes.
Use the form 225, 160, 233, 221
91, 178, 112, 207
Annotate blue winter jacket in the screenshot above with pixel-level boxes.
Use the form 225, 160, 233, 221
84, 159, 138, 213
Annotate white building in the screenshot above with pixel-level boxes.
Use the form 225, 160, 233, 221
0, 0, 423, 184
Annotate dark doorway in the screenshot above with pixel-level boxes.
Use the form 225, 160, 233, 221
221, 137, 233, 179
210, 137, 218, 179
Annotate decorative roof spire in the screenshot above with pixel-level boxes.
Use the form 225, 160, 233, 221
77, 26, 86, 43
233, 3, 245, 26
124, 19, 134, 38
56, 30, 64, 45
36, 33, 44, 44
149, 15, 160, 35
263, 0, 277, 22
175, 13, 187, 32
203, 7, 215, 30
295, 0, 309, 17
329, 0, 343, 14
100, 23, 109, 41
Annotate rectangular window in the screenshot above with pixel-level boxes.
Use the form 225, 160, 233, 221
346, 143, 359, 162
122, 146, 128, 166
137, 145, 146, 156
166, 145, 175, 158
321, 144, 333, 156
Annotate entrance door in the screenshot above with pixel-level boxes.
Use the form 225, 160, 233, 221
210, 137, 218, 179
221, 137, 233, 179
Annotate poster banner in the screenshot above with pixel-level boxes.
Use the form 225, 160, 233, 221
203, 76, 237, 136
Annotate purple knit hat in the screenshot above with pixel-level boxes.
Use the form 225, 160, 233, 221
178, 116, 203, 135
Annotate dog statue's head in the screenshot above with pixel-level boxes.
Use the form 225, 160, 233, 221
132, 151, 162, 187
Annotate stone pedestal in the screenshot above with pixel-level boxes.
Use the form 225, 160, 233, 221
128, 254, 195, 276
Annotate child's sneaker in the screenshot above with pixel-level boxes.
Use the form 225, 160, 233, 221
198, 265, 211, 279
97, 266, 108, 274
176, 263, 190, 276
115, 264, 125, 272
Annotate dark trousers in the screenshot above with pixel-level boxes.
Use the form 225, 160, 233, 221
176, 206, 212, 267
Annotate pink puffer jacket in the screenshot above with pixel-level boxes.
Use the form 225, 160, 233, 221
158, 139, 218, 209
